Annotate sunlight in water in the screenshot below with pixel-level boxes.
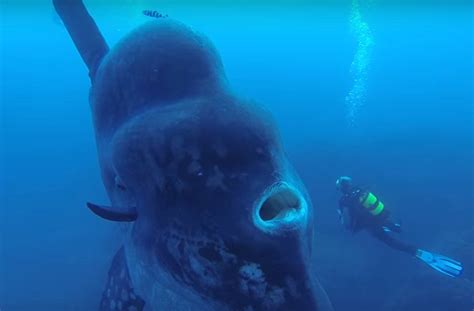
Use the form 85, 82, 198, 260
345, 0, 374, 127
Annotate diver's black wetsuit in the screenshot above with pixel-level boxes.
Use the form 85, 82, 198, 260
339, 187, 417, 255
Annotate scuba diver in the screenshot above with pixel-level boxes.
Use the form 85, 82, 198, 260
335, 176, 463, 278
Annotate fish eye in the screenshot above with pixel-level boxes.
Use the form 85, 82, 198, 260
115, 176, 127, 191
187, 160, 205, 179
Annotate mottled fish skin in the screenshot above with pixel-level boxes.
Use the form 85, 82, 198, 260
100, 247, 145, 311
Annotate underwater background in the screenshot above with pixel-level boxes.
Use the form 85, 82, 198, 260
0, 0, 472, 310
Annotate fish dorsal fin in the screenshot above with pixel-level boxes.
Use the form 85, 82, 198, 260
87, 202, 137, 222
53, 0, 109, 80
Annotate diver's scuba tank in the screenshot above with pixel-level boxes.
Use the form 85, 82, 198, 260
359, 191, 385, 216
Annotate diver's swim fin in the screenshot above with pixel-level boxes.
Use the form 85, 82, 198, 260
416, 249, 463, 278
87, 202, 137, 222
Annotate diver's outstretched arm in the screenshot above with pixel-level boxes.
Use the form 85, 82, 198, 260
53, 0, 109, 80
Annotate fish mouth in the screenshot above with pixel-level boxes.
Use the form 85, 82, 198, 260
259, 187, 301, 221
253, 182, 308, 233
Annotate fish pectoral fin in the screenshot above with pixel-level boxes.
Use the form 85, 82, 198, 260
87, 202, 137, 222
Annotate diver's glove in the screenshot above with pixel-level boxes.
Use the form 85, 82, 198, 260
415, 249, 463, 278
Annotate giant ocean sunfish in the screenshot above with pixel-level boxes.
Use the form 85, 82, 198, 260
53, 1, 333, 310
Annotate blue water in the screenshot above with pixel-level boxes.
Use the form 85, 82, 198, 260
1, 1, 472, 310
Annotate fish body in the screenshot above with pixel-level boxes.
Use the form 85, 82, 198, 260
53, 1, 333, 309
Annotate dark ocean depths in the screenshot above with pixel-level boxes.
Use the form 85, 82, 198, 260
0, 0, 472, 310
